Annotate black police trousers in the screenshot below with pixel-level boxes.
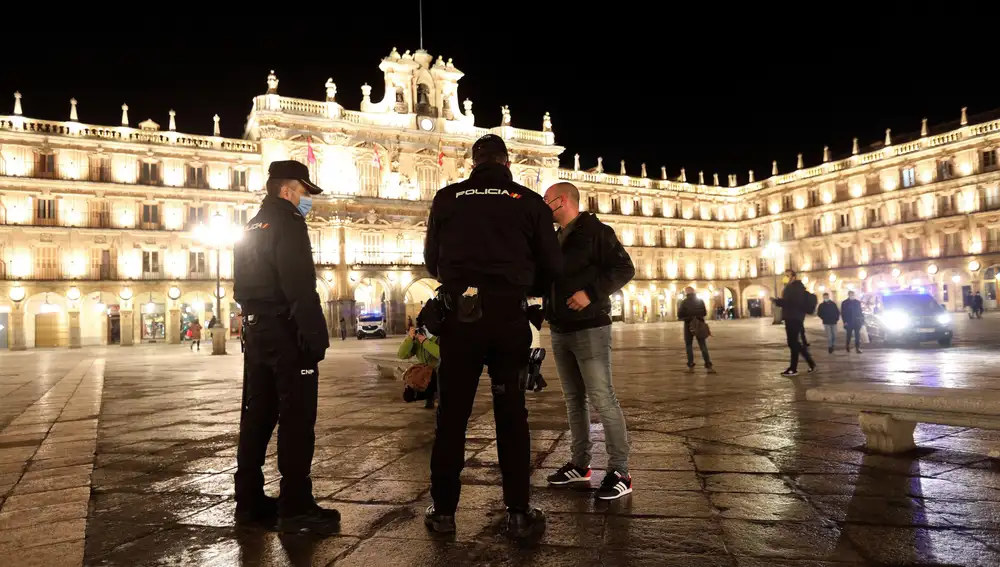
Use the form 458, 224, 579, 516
234, 313, 318, 515
431, 294, 532, 514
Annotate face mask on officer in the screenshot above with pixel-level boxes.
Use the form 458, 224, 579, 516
545, 195, 563, 216
280, 181, 312, 217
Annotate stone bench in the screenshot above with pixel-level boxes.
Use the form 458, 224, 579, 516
806, 383, 1000, 455
362, 355, 408, 380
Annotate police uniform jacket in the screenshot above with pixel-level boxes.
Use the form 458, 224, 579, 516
424, 162, 562, 296
234, 195, 330, 356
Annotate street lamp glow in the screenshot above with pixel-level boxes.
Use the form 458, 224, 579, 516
969, 260, 981, 272
952, 275, 961, 283
9, 285, 25, 302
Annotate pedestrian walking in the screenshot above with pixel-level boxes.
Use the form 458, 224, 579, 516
339, 316, 347, 341
422, 134, 563, 538
188, 319, 202, 351
678, 287, 714, 373
771, 270, 816, 376
232, 160, 338, 535
817, 293, 840, 353
972, 292, 985, 318
841, 290, 864, 353
541, 182, 636, 501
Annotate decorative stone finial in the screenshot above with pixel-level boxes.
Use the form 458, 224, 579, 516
713, 173, 720, 186
13, 91, 22, 115
797, 153, 804, 169
446, 58, 454, 68
69, 98, 78, 121
679, 168, 687, 183
390, 46, 400, 59
852, 137, 859, 155
884, 128, 892, 146
749, 169, 755, 182
920, 118, 928, 137
266, 70, 279, 94
501, 105, 511, 126
729, 174, 736, 188
573, 153, 580, 171
596, 157, 604, 174
402, 50, 412, 59
823, 145, 830, 163
961, 106, 968, 126
772, 160, 778, 175
361, 84, 372, 104
641, 163, 647, 178
121, 103, 129, 126
325, 79, 337, 102
168, 110, 176, 131
542, 112, 552, 132
213, 114, 220, 136
698, 171, 705, 184
463, 99, 473, 113
620, 160, 626, 176
435, 56, 445, 68
660, 166, 666, 180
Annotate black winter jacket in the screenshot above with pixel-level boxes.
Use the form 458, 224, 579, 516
774, 280, 809, 322
424, 163, 562, 296
234, 196, 330, 357
841, 298, 865, 328
817, 300, 840, 325
678, 294, 707, 322
545, 212, 635, 333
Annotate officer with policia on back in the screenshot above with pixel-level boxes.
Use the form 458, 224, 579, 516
232, 160, 340, 535
422, 134, 563, 538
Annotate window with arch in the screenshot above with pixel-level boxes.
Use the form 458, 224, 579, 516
418, 166, 439, 199
357, 157, 382, 197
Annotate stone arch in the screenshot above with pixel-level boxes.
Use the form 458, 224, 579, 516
741, 284, 772, 318
402, 278, 439, 325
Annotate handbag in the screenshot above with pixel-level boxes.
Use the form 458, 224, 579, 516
403, 363, 434, 392
691, 318, 712, 340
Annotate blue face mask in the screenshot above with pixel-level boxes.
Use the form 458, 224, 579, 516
296, 194, 313, 217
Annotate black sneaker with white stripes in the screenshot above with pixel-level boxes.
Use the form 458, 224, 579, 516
596, 470, 632, 500
546, 462, 592, 486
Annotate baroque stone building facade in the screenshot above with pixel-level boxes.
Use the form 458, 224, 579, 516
1, 47, 999, 348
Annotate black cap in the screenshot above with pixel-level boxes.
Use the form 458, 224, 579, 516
267, 160, 323, 195
472, 134, 509, 165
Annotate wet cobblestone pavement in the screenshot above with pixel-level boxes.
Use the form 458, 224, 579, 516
2, 316, 1000, 566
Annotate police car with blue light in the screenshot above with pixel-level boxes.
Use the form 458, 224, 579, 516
863, 288, 953, 347
357, 311, 387, 340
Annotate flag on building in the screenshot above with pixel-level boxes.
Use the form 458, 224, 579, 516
373, 144, 383, 172
536, 168, 541, 187
437, 139, 445, 167
306, 137, 316, 164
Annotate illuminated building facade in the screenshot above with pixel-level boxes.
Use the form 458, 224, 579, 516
2, 47, 999, 348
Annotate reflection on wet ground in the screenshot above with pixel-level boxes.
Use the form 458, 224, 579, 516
1, 315, 1000, 565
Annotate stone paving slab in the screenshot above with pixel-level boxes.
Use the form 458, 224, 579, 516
2, 316, 1000, 565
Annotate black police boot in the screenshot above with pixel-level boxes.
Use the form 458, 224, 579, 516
424, 504, 456, 533
235, 495, 279, 530
276, 502, 341, 536
504, 506, 545, 539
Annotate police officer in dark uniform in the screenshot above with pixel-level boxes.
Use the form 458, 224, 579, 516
233, 160, 339, 535
423, 134, 563, 538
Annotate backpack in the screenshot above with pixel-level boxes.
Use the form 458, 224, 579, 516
804, 291, 818, 315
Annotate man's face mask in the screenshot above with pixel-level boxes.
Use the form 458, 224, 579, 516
296, 194, 313, 217
545, 196, 563, 215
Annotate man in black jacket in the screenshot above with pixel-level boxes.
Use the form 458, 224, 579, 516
841, 290, 864, 353
541, 182, 636, 501
233, 160, 338, 535
678, 287, 714, 372
771, 270, 816, 376
817, 292, 840, 354
423, 134, 562, 538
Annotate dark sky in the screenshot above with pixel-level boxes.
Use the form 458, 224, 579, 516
3, 3, 997, 182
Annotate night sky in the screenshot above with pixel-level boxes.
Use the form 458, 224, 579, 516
3, 3, 996, 182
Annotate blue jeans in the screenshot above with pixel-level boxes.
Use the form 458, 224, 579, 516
824, 324, 837, 349
551, 325, 629, 474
